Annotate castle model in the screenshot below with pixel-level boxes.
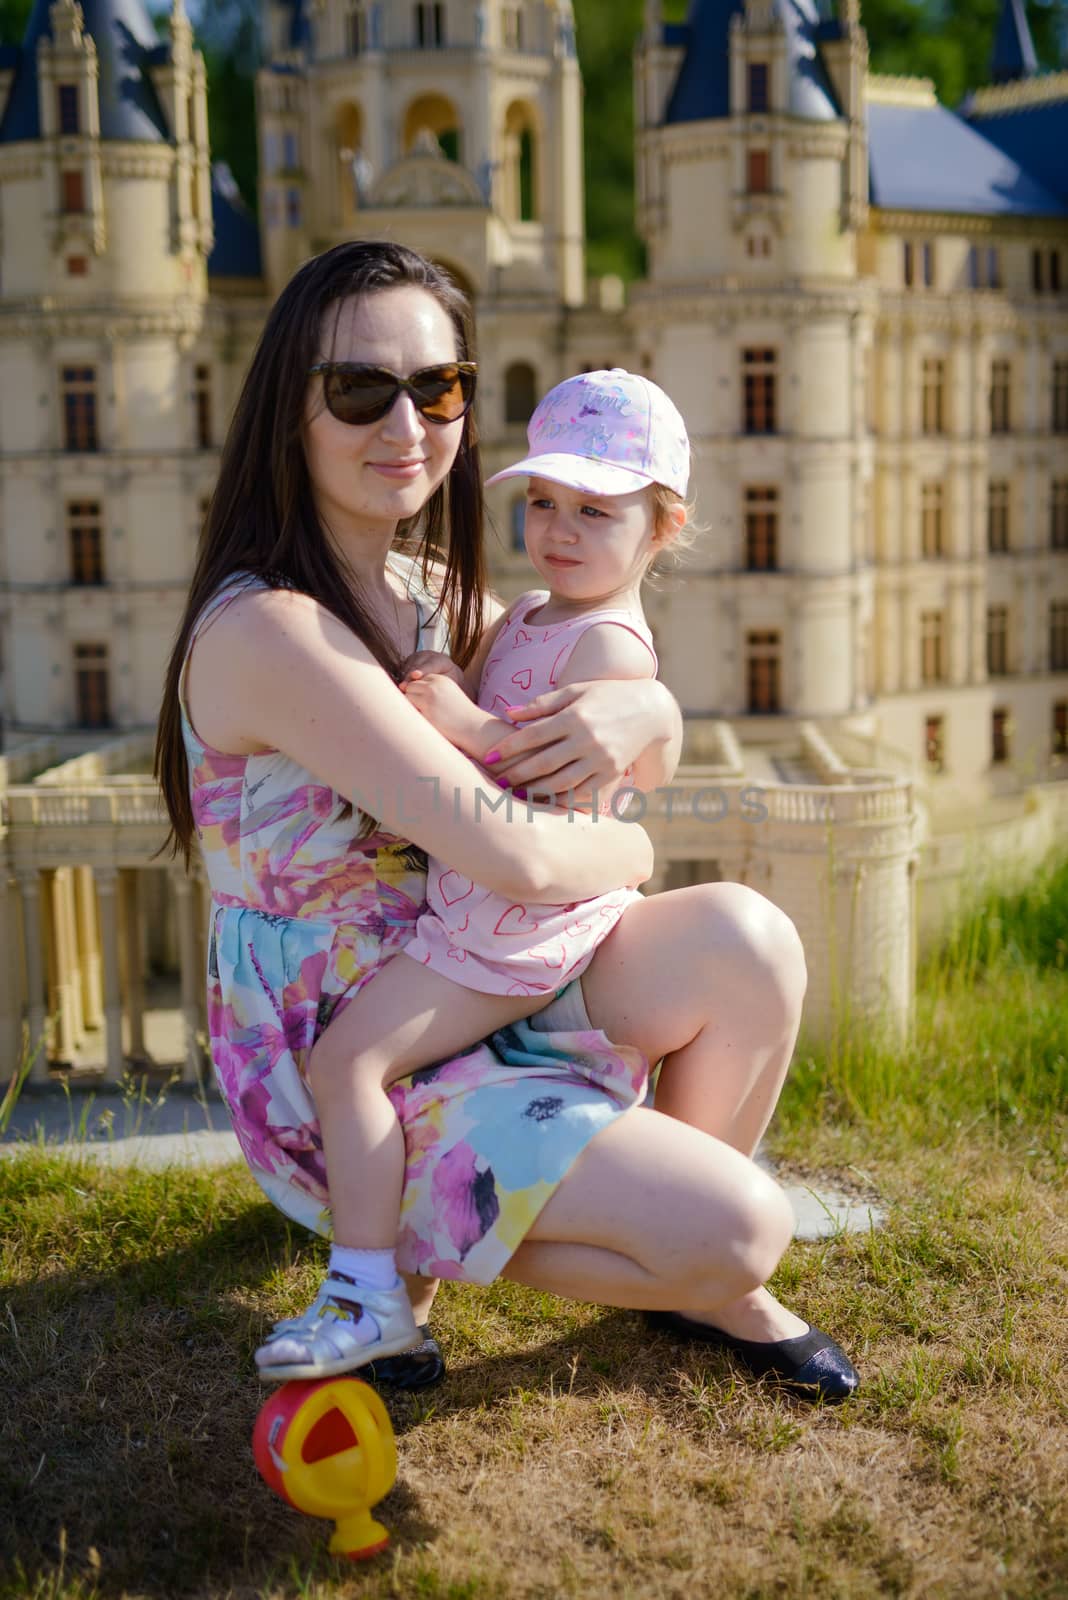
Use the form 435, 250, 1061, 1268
0, 0, 1065, 1078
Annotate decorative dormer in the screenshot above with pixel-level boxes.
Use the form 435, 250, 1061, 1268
148, 0, 212, 260
257, 0, 585, 304
37, 0, 107, 257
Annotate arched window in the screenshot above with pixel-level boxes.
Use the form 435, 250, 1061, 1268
403, 93, 462, 163
503, 101, 538, 221
505, 362, 537, 425
335, 102, 365, 224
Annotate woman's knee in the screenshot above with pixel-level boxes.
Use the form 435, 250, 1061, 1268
690, 1165, 796, 1301
692, 882, 807, 1028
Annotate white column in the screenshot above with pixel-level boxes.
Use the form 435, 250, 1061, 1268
170, 866, 202, 1084
16, 869, 48, 1084
75, 866, 104, 1030
95, 866, 124, 1085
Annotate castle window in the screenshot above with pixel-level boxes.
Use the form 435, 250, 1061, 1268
904, 241, 935, 289
286, 187, 302, 227
414, 2, 445, 47
990, 359, 1011, 434
61, 367, 98, 452
61, 170, 85, 213
1052, 252, 1062, 293
991, 708, 1010, 765
969, 245, 1000, 290
925, 714, 945, 773
742, 348, 777, 434
744, 486, 779, 570
282, 132, 299, 171
504, 362, 537, 425
746, 234, 771, 258
921, 357, 945, 435
346, 2, 367, 53
1032, 248, 1044, 293
502, 5, 524, 50
67, 501, 104, 587
1052, 479, 1068, 550
57, 83, 79, 135
748, 62, 769, 113
193, 364, 212, 449
988, 480, 1010, 552
746, 149, 770, 195
987, 605, 1009, 677
746, 630, 781, 713
1053, 360, 1068, 434
1053, 700, 1068, 757
510, 496, 526, 552
921, 481, 944, 558
73, 642, 111, 728
920, 609, 945, 684
67, 256, 88, 277
1051, 601, 1068, 671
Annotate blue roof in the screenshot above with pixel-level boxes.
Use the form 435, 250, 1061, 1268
664, 0, 840, 125
208, 164, 263, 281
0, 0, 169, 144
991, 0, 1038, 84
967, 97, 1068, 205
867, 98, 1068, 217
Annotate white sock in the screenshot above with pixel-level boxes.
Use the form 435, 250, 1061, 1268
327, 1244, 399, 1345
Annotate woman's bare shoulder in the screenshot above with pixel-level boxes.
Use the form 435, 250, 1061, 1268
187, 585, 375, 754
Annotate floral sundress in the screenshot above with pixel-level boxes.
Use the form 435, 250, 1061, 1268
180, 557, 649, 1284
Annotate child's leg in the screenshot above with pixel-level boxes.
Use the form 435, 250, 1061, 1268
308, 953, 544, 1250
256, 959, 543, 1380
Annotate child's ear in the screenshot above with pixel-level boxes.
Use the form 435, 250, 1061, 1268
655, 501, 688, 546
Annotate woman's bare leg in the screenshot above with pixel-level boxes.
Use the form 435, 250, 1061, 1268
578, 883, 811, 1341
310, 953, 544, 1247
504, 1107, 796, 1312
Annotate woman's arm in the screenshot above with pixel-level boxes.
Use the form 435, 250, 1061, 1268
187, 587, 652, 903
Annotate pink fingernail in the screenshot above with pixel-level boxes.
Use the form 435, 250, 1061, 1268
505, 705, 523, 717
484, 750, 501, 765
512, 786, 528, 801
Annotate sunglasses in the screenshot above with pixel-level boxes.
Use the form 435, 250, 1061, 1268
309, 360, 478, 426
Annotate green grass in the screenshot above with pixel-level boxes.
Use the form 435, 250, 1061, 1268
1, 857, 1066, 1598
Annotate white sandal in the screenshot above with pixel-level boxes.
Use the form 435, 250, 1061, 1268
255, 1274, 420, 1383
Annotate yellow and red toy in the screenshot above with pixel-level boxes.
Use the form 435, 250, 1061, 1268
253, 1377, 397, 1560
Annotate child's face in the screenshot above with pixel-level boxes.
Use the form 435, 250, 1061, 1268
522, 477, 674, 604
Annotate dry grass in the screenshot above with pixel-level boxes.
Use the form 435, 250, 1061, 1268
2, 860, 1067, 1599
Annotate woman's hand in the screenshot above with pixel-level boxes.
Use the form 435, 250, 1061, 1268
485, 679, 681, 801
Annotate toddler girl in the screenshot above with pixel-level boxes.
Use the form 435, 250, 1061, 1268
255, 369, 692, 1380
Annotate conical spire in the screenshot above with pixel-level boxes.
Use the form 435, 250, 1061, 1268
991, 0, 1038, 84
0, 0, 169, 144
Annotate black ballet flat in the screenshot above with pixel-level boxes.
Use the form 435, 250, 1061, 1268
362, 1325, 446, 1392
646, 1310, 860, 1403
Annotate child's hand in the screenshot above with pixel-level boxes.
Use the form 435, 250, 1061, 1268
398, 650, 465, 687
401, 671, 482, 749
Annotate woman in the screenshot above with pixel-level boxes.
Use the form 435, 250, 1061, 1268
155, 240, 858, 1403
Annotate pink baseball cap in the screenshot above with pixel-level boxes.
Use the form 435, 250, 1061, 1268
485, 368, 690, 498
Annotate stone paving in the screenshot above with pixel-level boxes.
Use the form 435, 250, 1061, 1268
1, 1082, 884, 1241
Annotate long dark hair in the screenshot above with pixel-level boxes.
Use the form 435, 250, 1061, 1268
155, 240, 487, 863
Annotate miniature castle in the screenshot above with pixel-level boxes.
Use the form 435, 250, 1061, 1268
0, 0, 1066, 1080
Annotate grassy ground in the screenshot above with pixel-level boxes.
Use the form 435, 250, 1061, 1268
2, 860, 1066, 1599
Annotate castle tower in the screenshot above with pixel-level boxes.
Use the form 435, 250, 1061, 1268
0, 0, 213, 734
632, 0, 875, 722
256, 0, 585, 307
